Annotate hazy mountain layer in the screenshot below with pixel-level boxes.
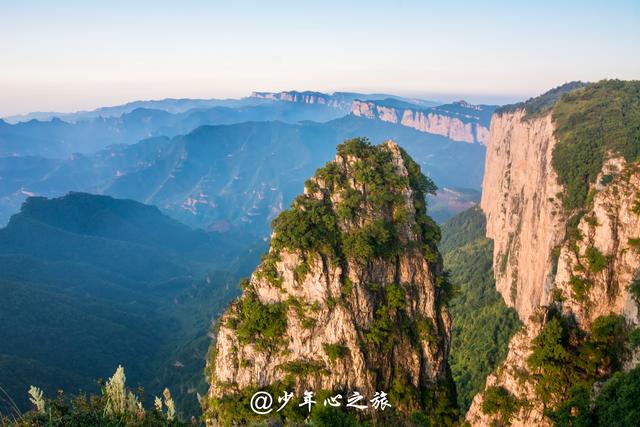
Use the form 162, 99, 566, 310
0, 102, 346, 158
0, 116, 485, 232
0, 193, 264, 417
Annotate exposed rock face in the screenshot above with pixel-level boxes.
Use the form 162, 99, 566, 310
554, 159, 640, 328
251, 90, 345, 108
468, 97, 640, 426
466, 109, 565, 426
466, 323, 549, 427
351, 100, 492, 145
205, 139, 456, 424
469, 154, 640, 426
480, 110, 566, 322
250, 91, 364, 111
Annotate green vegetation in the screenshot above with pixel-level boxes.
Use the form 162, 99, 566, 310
267, 137, 441, 273
547, 364, 640, 426
419, 382, 460, 427
364, 283, 407, 349
287, 297, 319, 329
277, 359, 326, 377
627, 237, 640, 252
255, 254, 283, 288
322, 343, 350, 362
629, 274, 640, 305
232, 291, 288, 352
388, 378, 459, 427
206, 380, 452, 427
570, 275, 592, 303
600, 174, 615, 186
495, 81, 587, 117
440, 207, 521, 412
205, 382, 310, 426
308, 405, 360, 427
342, 219, 397, 263
632, 193, 640, 215
528, 311, 630, 413
271, 195, 341, 260
481, 386, 526, 425
528, 316, 578, 408
585, 246, 608, 273
206, 139, 458, 425
591, 365, 640, 426
2, 366, 186, 426
438, 205, 487, 253
551, 80, 640, 212
0, 193, 262, 417
629, 328, 640, 348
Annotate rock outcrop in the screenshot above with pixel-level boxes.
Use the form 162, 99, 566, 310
351, 100, 493, 145
480, 110, 566, 322
553, 158, 640, 328
205, 138, 457, 424
467, 81, 640, 426
250, 90, 347, 109
250, 91, 438, 114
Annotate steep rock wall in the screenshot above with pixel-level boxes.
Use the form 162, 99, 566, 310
480, 110, 566, 323
468, 96, 640, 426
351, 100, 490, 145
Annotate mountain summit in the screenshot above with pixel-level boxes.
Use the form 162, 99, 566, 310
204, 138, 458, 424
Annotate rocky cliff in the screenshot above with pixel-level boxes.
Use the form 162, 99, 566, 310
479, 110, 566, 322
204, 138, 458, 425
250, 91, 437, 114
467, 81, 640, 426
351, 100, 493, 145
251, 91, 346, 109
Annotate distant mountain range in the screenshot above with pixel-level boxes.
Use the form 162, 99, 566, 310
1, 97, 272, 124
250, 90, 439, 111
0, 116, 485, 232
0, 90, 491, 230
0, 101, 345, 158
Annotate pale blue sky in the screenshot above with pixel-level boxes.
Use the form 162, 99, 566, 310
1, 0, 639, 116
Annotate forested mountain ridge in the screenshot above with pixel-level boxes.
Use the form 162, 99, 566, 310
0, 193, 263, 417
0, 116, 485, 231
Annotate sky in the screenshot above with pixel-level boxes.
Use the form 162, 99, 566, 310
1, 0, 639, 117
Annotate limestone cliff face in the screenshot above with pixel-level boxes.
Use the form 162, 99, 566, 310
351, 100, 491, 145
480, 110, 566, 323
469, 155, 640, 426
468, 97, 640, 426
250, 91, 351, 110
205, 139, 456, 423
466, 110, 565, 426
553, 159, 640, 328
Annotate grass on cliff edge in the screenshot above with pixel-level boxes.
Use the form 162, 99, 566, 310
551, 80, 640, 212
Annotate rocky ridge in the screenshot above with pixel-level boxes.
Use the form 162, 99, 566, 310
351, 100, 492, 145
205, 138, 458, 424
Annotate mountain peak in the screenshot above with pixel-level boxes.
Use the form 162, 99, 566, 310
204, 137, 458, 424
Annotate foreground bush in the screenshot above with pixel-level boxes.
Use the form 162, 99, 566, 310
0, 366, 189, 427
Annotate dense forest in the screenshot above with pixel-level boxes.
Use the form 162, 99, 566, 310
439, 207, 521, 411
